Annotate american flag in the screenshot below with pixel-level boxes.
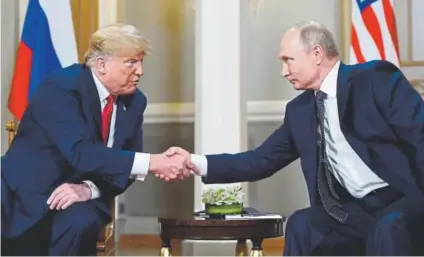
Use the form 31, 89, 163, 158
349, 0, 400, 67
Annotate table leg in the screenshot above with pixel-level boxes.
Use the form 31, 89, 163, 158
235, 239, 248, 256
250, 238, 263, 257
160, 238, 172, 257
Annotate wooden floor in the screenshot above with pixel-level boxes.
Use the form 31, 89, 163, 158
110, 235, 285, 256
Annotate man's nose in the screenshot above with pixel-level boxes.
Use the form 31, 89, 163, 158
281, 67, 289, 77
281, 64, 289, 77
135, 63, 144, 76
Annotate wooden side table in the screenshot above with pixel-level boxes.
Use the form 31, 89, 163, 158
158, 212, 285, 256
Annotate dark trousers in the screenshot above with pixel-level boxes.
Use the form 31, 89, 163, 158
283, 183, 424, 256
1, 201, 106, 256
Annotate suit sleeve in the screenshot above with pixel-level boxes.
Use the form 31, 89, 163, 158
121, 101, 147, 188
82, 97, 147, 200
29, 81, 134, 190
203, 106, 299, 184
372, 61, 424, 183
129, 125, 144, 152
84, 92, 148, 200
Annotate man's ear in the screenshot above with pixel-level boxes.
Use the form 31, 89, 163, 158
96, 57, 107, 74
313, 45, 325, 65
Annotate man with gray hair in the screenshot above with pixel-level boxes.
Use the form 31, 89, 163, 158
1, 23, 193, 255
166, 20, 424, 255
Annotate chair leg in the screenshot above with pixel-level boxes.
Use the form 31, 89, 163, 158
250, 238, 263, 257
235, 239, 248, 256
160, 238, 172, 257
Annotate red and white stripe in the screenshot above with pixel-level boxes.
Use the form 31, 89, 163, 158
349, 0, 400, 67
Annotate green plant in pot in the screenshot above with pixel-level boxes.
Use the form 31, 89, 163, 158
201, 185, 244, 215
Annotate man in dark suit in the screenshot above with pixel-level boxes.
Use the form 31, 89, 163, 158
164, 21, 424, 255
1, 23, 191, 255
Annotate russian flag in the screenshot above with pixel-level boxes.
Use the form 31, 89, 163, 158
8, 0, 78, 120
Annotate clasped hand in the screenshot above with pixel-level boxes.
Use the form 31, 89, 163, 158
150, 147, 199, 181
46, 147, 194, 211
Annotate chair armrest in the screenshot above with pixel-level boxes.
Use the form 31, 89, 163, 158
96, 198, 116, 256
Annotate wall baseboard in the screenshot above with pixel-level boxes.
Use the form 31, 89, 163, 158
119, 234, 285, 255
143, 100, 289, 124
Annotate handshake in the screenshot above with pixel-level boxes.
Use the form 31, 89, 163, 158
148, 147, 200, 182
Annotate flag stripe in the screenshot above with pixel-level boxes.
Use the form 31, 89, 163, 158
349, 0, 399, 67
349, 46, 358, 64
25, 0, 62, 99
351, 0, 381, 61
372, 0, 399, 65
7, 0, 77, 120
8, 42, 32, 119
351, 25, 366, 63
361, 5, 386, 60
382, 0, 399, 57
39, 0, 78, 67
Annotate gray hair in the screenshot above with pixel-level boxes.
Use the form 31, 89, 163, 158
84, 23, 151, 67
289, 20, 339, 58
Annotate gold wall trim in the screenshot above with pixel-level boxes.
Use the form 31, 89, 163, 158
410, 79, 424, 95
341, 0, 352, 64
400, 61, 424, 67
70, 0, 98, 63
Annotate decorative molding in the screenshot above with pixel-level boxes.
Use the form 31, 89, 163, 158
144, 102, 195, 124
143, 100, 289, 124
411, 79, 424, 96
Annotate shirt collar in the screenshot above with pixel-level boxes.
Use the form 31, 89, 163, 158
317, 61, 340, 98
91, 70, 110, 103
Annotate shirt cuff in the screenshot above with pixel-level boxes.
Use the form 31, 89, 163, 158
130, 153, 150, 181
82, 180, 101, 199
190, 154, 208, 177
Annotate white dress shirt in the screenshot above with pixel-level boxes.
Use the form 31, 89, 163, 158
83, 71, 150, 199
192, 61, 388, 198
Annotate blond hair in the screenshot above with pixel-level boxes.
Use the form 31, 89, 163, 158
289, 20, 339, 58
84, 23, 151, 66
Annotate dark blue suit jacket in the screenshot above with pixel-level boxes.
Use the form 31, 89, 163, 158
1, 64, 147, 238
203, 60, 424, 210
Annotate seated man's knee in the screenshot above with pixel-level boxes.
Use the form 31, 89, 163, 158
55, 203, 103, 236
374, 211, 406, 234
285, 208, 312, 236
368, 211, 409, 250
367, 211, 416, 255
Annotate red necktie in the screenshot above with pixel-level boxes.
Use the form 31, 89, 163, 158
102, 95, 115, 144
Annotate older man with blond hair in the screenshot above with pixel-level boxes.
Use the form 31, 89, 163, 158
1, 23, 192, 255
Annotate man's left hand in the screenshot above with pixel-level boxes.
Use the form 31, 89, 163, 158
47, 183, 92, 210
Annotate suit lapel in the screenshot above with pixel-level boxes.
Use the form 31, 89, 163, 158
336, 62, 352, 124
81, 66, 103, 141
292, 91, 318, 204
292, 91, 317, 156
336, 63, 372, 166
113, 98, 129, 149
80, 65, 137, 148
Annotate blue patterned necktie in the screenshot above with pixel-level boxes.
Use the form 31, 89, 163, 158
315, 90, 348, 223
